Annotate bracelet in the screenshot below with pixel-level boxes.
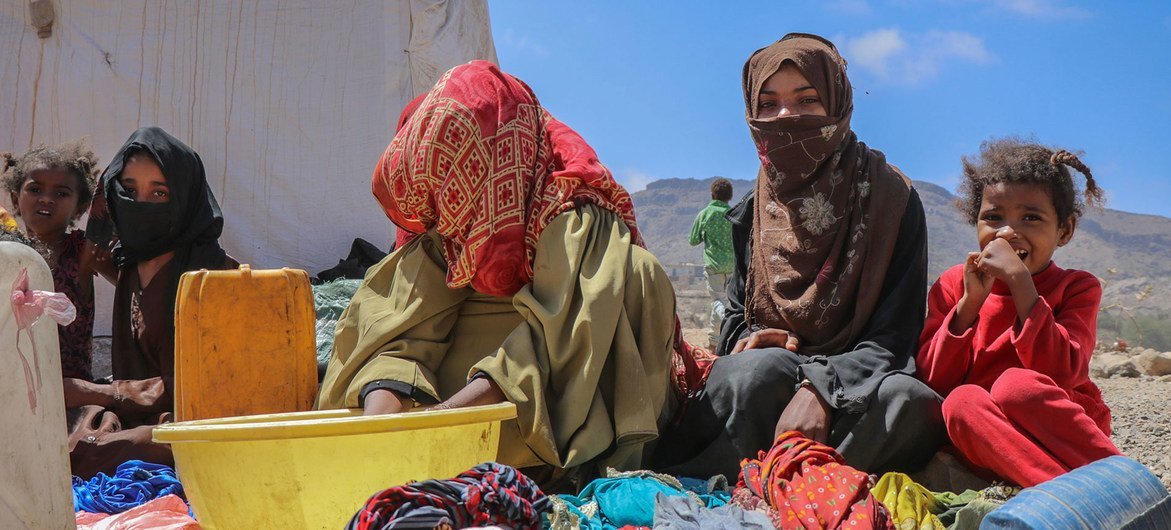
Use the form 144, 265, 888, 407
797, 379, 814, 391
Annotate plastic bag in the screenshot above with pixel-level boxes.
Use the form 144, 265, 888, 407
11, 267, 77, 328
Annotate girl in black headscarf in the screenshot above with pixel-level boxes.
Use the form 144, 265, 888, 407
67, 127, 236, 478
87, 126, 237, 387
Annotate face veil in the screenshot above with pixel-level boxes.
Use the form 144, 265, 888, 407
742, 34, 912, 355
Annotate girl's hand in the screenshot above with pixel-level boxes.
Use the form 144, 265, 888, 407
731, 328, 800, 354
976, 238, 1030, 285
83, 238, 119, 283
962, 252, 994, 304
977, 237, 1039, 322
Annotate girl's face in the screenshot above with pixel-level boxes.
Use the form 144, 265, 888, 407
120, 156, 171, 203
757, 64, 828, 119
976, 182, 1074, 274
10, 168, 83, 240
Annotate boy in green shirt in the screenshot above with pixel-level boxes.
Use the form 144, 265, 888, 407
688, 178, 734, 348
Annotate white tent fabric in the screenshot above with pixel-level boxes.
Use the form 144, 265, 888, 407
1, 0, 496, 335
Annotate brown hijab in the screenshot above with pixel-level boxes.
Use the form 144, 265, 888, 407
744, 33, 912, 355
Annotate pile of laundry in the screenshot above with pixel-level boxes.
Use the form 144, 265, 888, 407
338, 430, 1171, 530
72, 460, 198, 529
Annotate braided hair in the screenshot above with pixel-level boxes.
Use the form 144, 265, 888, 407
957, 137, 1104, 225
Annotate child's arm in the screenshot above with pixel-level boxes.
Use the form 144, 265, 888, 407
81, 239, 119, 284
688, 210, 704, 246
1009, 272, 1101, 387
916, 270, 978, 395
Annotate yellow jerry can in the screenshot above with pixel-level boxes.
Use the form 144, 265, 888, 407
174, 265, 317, 422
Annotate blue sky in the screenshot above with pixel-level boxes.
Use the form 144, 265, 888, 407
488, 0, 1171, 217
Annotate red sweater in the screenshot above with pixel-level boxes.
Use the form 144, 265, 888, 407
917, 262, 1109, 430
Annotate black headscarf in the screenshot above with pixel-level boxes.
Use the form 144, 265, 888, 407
86, 126, 228, 274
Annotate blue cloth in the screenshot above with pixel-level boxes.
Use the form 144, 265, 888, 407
550, 472, 728, 530
676, 476, 732, 506
981, 456, 1169, 530
72, 460, 185, 515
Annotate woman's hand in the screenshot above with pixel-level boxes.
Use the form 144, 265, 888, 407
731, 328, 800, 354
774, 385, 831, 442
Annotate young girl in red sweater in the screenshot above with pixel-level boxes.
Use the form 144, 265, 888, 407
917, 138, 1121, 487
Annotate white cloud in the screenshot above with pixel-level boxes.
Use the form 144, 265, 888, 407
617, 168, 657, 192
840, 28, 992, 85
989, 0, 1091, 19
841, 28, 908, 79
827, 0, 872, 15
500, 29, 550, 58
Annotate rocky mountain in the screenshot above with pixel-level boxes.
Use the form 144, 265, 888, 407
633, 177, 1171, 349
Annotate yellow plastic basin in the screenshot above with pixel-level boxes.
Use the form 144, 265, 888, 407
153, 403, 517, 529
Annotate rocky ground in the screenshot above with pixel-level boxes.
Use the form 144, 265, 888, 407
1096, 376, 1171, 490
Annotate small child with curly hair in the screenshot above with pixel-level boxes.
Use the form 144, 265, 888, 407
916, 137, 1121, 487
4, 141, 108, 381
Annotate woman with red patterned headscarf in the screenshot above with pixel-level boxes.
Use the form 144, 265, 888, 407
317, 61, 683, 482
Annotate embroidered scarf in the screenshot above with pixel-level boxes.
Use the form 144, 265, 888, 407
372, 60, 641, 297
743, 34, 911, 355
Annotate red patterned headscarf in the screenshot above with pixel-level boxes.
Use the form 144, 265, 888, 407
373, 60, 641, 297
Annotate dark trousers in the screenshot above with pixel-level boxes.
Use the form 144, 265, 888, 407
652, 348, 946, 480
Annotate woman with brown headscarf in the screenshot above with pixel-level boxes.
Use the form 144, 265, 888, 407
652, 34, 945, 479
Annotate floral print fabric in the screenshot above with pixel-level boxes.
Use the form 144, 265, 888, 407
734, 431, 892, 529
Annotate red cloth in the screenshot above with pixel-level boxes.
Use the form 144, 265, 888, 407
917, 262, 1121, 486
371, 60, 640, 298
736, 431, 891, 529
76, 495, 199, 530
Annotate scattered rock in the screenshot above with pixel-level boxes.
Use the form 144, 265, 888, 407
1135, 350, 1171, 377
1110, 361, 1141, 378
1092, 354, 1140, 378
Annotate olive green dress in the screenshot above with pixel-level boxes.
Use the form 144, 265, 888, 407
317, 205, 677, 471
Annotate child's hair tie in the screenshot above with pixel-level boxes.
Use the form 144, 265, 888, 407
1050, 149, 1075, 167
